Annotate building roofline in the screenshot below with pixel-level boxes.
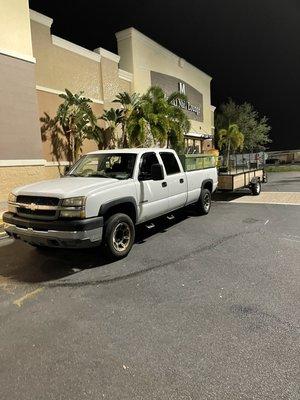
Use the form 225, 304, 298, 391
30, 9, 120, 64
115, 27, 212, 80
118, 69, 133, 82
93, 47, 120, 63
52, 35, 101, 62
30, 9, 53, 28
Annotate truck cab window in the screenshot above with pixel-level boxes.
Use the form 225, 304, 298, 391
139, 152, 159, 180
160, 152, 181, 175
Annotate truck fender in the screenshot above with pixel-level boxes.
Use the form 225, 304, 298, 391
201, 179, 213, 192
98, 196, 138, 223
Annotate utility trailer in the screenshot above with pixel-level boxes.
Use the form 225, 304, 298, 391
217, 152, 267, 195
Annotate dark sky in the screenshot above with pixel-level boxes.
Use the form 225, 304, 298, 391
29, 0, 300, 150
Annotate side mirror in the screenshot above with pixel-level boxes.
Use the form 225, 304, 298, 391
64, 165, 71, 175
151, 163, 164, 181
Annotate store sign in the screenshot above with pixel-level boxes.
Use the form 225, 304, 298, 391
150, 71, 203, 122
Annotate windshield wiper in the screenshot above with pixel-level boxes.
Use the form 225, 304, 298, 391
86, 173, 110, 178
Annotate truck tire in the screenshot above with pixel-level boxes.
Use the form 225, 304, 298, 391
196, 188, 211, 215
103, 213, 135, 259
251, 181, 261, 196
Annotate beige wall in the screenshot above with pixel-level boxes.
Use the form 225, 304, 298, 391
117, 28, 213, 135
0, 53, 42, 160
31, 19, 132, 104
37, 90, 102, 161
101, 58, 122, 103
0, 0, 33, 58
28, 17, 134, 163
0, 165, 60, 202
31, 21, 103, 101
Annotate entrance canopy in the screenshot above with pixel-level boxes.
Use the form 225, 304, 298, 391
184, 132, 213, 153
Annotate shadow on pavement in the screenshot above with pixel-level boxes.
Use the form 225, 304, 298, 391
212, 189, 251, 202
0, 209, 192, 285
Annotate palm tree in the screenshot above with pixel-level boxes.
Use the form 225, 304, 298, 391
113, 92, 141, 147
166, 91, 191, 151
127, 86, 191, 150
88, 108, 123, 149
40, 89, 99, 163
218, 124, 244, 167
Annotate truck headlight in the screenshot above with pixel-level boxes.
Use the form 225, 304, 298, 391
8, 192, 17, 213
8, 192, 17, 203
61, 197, 86, 207
60, 197, 86, 219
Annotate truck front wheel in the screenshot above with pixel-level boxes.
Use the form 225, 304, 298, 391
196, 188, 211, 215
103, 213, 135, 259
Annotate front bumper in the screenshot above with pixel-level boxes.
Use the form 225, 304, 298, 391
3, 212, 103, 248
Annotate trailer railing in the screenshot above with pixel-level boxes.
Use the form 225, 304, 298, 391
179, 154, 217, 171
218, 152, 266, 174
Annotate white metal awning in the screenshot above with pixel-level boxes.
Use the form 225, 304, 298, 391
185, 132, 213, 139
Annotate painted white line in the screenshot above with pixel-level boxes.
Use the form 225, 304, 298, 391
13, 288, 44, 308
282, 238, 300, 243
229, 191, 300, 206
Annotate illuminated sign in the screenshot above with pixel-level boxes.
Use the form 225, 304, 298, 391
151, 71, 203, 122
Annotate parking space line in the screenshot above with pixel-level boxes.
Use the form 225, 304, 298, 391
13, 288, 44, 308
230, 192, 300, 205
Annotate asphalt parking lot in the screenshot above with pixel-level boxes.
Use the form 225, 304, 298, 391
0, 172, 299, 400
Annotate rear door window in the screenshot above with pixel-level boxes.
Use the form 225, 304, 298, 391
160, 152, 181, 175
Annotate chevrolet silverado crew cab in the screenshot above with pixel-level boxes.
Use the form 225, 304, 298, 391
4, 148, 218, 258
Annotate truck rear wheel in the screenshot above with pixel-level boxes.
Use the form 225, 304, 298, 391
196, 188, 211, 215
103, 213, 135, 259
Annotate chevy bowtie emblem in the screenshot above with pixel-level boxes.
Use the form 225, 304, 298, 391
28, 203, 37, 211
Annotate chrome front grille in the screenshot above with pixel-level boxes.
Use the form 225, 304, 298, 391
16, 196, 60, 206
15, 196, 60, 220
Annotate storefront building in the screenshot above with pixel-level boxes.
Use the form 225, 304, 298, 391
116, 28, 215, 153
0, 1, 215, 201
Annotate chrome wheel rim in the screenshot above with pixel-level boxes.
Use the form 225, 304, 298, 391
204, 193, 211, 211
112, 222, 131, 252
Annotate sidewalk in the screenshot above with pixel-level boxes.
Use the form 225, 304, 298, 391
0, 202, 7, 239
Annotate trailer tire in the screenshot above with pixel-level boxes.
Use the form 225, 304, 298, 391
251, 181, 261, 196
196, 188, 211, 215
103, 213, 135, 259
263, 171, 268, 183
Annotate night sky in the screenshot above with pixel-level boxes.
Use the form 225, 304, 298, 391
29, 0, 300, 150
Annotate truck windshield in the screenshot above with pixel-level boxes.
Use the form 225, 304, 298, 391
67, 153, 137, 180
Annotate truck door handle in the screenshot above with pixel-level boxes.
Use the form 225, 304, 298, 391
162, 181, 167, 187
179, 178, 184, 183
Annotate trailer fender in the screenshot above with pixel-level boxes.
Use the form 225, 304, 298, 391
250, 176, 261, 184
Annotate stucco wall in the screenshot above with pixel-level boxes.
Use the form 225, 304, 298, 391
37, 90, 102, 161
0, 165, 60, 202
31, 21, 103, 101
0, 54, 42, 160
0, 0, 33, 58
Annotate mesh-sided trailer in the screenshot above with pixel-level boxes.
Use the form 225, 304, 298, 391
179, 153, 266, 195
217, 153, 267, 195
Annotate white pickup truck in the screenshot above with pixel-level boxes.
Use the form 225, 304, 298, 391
4, 148, 217, 258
